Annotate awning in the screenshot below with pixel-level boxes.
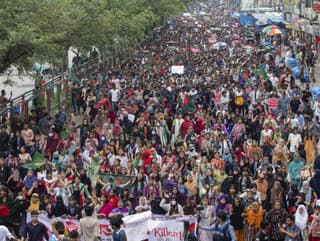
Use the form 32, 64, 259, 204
232, 12, 240, 18
267, 17, 284, 24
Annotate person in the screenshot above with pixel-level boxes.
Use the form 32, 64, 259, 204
78, 206, 99, 241
110, 214, 127, 241
69, 231, 80, 241
183, 221, 198, 241
0, 225, 18, 241
255, 220, 269, 241
230, 197, 245, 241
294, 205, 308, 241
245, 201, 265, 241
21, 210, 49, 241
265, 200, 287, 241
198, 197, 215, 241
309, 205, 320, 241
279, 214, 301, 241
50, 220, 66, 241
200, 211, 236, 241
160, 194, 184, 216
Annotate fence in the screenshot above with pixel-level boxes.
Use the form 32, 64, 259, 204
0, 58, 99, 124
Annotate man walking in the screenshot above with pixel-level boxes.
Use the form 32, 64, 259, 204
21, 211, 49, 241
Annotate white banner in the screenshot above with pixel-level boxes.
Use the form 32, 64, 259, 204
27, 213, 113, 241
27, 212, 196, 241
148, 219, 184, 241
171, 65, 185, 74
123, 211, 151, 241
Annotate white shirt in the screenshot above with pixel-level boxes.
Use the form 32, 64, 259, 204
288, 133, 302, 153
110, 89, 120, 102
0, 225, 15, 240
270, 76, 279, 88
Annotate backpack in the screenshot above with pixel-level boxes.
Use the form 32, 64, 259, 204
311, 215, 320, 237
213, 223, 232, 241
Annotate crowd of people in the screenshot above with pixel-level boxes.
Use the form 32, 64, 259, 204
0, 0, 320, 240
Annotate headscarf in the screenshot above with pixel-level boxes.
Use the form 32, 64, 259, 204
23, 170, 36, 190
295, 205, 308, 230
135, 196, 150, 211
246, 202, 264, 229
54, 195, 67, 217
215, 194, 229, 213
27, 193, 40, 211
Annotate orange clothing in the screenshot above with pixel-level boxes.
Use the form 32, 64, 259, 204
246, 208, 264, 229
211, 158, 224, 170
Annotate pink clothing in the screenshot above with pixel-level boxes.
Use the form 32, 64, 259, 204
21, 129, 34, 146
98, 203, 113, 217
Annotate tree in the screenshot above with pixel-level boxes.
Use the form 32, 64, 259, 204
0, 0, 189, 74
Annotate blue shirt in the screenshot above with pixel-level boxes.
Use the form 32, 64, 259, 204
201, 222, 237, 241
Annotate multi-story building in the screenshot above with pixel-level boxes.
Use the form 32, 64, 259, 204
284, 0, 320, 54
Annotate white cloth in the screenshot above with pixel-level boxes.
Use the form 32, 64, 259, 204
0, 225, 15, 240
51, 187, 71, 207
287, 133, 302, 153
110, 89, 120, 102
295, 205, 308, 230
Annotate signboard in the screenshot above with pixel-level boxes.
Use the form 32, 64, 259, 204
171, 65, 185, 74
313, 1, 320, 11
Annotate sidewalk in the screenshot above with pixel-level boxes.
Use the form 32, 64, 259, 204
315, 61, 320, 84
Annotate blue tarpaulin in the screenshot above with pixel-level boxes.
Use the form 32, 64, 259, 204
267, 17, 283, 24
240, 14, 256, 26
232, 12, 240, 18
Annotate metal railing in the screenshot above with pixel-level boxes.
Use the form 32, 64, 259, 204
0, 58, 99, 124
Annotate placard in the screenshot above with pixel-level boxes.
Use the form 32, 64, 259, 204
171, 65, 185, 74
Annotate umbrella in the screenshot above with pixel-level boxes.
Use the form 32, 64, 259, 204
242, 45, 254, 49
208, 38, 216, 43
262, 24, 281, 34
191, 48, 201, 53
213, 42, 228, 48
233, 34, 240, 39
262, 42, 273, 47
32, 64, 50, 71
211, 27, 222, 31
267, 29, 282, 36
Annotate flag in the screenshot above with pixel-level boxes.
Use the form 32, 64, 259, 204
239, 72, 250, 87
98, 173, 134, 192
146, 56, 161, 70
258, 64, 268, 80
0, 199, 22, 225
182, 96, 196, 113
22, 151, 46, 170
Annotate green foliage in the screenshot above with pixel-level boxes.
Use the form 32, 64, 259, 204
0, 0, 188, 74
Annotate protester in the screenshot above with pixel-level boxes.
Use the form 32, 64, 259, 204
21, 211, 49, 241
0, 0, 319, 241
